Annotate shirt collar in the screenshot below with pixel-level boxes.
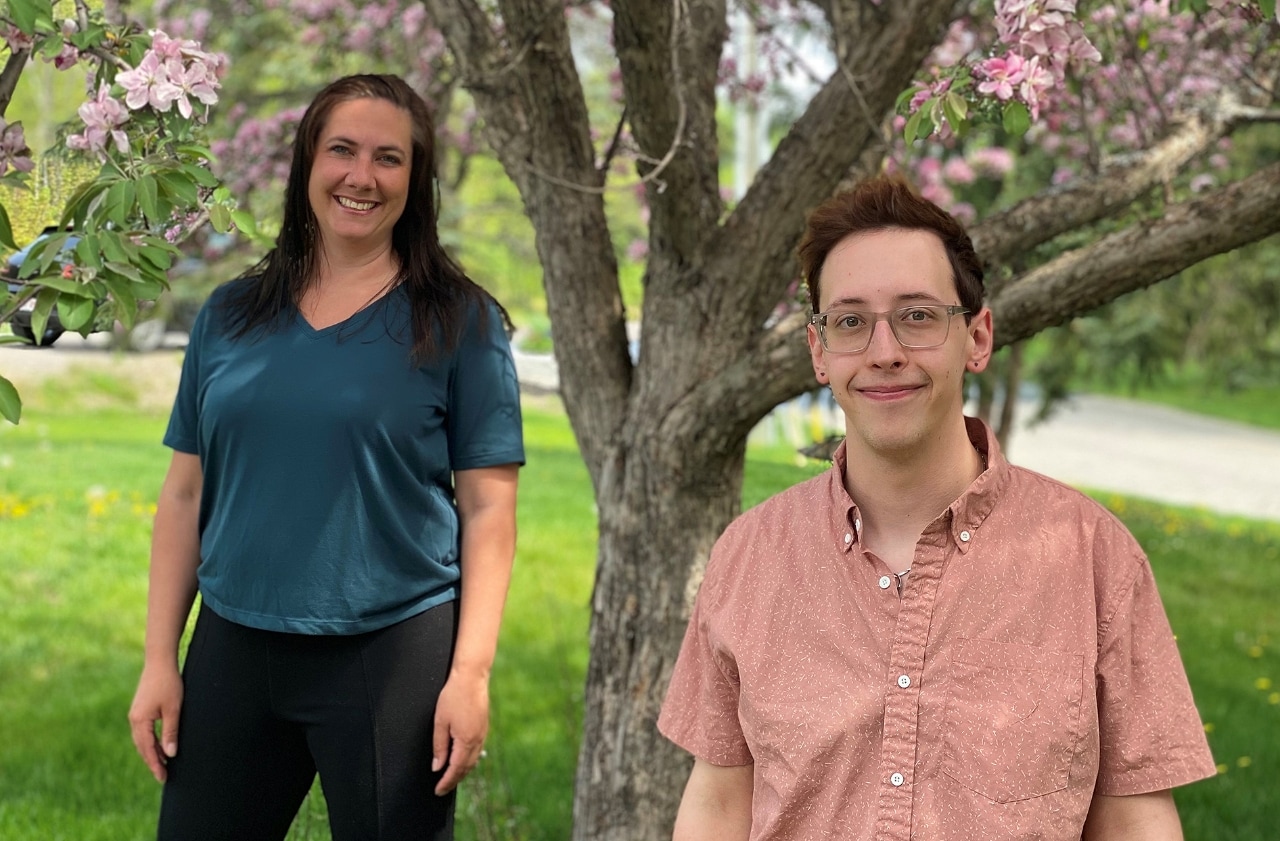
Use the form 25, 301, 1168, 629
821, 417, 1010, 554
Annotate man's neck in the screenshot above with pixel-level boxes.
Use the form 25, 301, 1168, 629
843, 418, 983, 566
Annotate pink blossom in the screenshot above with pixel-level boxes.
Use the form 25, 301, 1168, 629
117, 53, 183, 112
2, 24, 34, 51
0, 118, 33, 174
977, 53, 1026, 101
969, 147, 1015, 177
66, 85, 131, 158
1051, 167, 1075, 186
1018, 55, 1056, 119
626, 239, 649, 262
943, 156, 977, 185
1189, 173, 1216, 193
168, 58, 220, 119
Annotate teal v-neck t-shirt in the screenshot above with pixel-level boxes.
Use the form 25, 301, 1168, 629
164, 279, 524, 634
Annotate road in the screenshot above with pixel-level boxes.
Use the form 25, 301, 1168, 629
5, 337, 1278, 522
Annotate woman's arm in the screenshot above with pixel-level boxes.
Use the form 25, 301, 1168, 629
432, 463, 519, 795
128, 450, 203, 782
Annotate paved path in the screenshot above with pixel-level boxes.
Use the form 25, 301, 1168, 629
1006, 394, 1280, 523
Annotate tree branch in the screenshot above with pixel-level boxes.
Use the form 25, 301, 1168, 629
989, 161, 1280, 348
703, 0, 959, 334
613, 0, 726, 277
0, 48, 31, 118
426, 0, 631, 491
972, 95, 1265, 282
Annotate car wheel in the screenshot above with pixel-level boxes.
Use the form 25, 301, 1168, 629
11, 323, 63, 346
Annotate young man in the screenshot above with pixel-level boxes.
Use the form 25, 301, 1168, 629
658, 178, 1215, 841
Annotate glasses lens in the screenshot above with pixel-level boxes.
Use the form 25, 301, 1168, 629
822, 311, 872, 352
891, 306, 950, 348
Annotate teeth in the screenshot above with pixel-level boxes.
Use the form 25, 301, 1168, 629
337, 197, 376, 211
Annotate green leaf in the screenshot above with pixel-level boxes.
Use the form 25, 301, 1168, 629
1261, 0, 1276, 20
30, 287, 59, 343
60, 178, 104, 230
210, 203, 233, 233
104, 261, 145, 284
21, 233, 70, 279
137, 175, 161, 224
180, 162, 219, 188
70, 23, 107, 50
139, 245, 174, 272
156, 171, 200, 206
1002, 101, 1031, 136
7, 0, 53, 35
230, 210, 258, 237
57, 295, 95, 331
0, 375, 21, 424
18, 276, 93, 296
102, 275, 138, 326
75, 233, 102, 269
100, 232, 131, 265
176, 144, 216, 162
943, 93, 969, 137
0, 203, 16, 251
39, 32, 65, 58
904, 109, 924, 146
105, 180, 136, 228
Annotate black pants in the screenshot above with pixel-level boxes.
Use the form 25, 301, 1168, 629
158, 601, 457, 841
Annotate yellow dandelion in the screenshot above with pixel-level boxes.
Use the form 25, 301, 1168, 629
1216, 763, 1229, 775
1162, 519, 1181, 535
1237, 756, 1252, 768
1255, 677, 1273, 691
88, 499, 107, 518
1227, 523, 1244, 538
1249, 645, 1265, 658
1269, 693, 1279, 705
1203, 722, 1215, 733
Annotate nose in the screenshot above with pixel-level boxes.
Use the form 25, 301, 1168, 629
864, 315, 907, 369
344, 155, 375, 188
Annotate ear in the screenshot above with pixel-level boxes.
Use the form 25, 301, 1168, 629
965, 307, 994, 374
807, 322, 828, 383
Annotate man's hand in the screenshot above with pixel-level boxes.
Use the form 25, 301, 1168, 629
128, 663, 184, 782
431, 669, 490, 795
673, 759, 754, 841
1083, 790, 1184, 841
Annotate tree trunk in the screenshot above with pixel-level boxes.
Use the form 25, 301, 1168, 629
574, 434, 746, 840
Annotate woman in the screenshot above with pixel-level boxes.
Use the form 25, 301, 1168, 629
128, 74, 524, 840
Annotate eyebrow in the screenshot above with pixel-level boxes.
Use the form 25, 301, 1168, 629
324, 135, 408, 155
826, 292, 946, 308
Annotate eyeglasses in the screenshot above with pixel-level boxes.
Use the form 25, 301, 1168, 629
809, 305, 970, 354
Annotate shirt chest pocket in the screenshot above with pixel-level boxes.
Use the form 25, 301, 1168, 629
939, 638, 1085, 803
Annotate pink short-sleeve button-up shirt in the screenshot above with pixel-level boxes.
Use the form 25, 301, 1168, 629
658, 418, 1215, 841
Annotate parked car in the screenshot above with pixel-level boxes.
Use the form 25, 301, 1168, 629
3, 226, 172, 350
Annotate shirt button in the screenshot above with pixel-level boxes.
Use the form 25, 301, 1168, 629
844, 532, 852, 544
960, 530, 971, 542
897, 674, 911, 688
891, 772, 905, 787
879, 576, 892, 590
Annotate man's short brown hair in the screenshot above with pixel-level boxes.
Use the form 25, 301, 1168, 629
797, 176, 985, 315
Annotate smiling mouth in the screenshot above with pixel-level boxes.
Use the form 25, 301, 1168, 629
857, 384, 923, 399
336, 196, 378, 211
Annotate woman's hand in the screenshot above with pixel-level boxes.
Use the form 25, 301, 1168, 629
431, 668, 490, 795
128, 663, 184, 782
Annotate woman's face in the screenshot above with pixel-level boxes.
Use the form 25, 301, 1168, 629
307, 97, 414, 256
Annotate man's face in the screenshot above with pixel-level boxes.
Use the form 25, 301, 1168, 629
807, 228, 993, 459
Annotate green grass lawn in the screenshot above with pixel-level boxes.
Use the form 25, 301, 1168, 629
0, 375, 1276, 839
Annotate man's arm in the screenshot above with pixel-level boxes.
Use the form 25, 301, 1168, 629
1082, 790, 1184, 841
673, 759, 754, 841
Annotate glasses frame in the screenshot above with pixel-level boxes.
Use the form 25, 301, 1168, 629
809, 305, 971, 354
